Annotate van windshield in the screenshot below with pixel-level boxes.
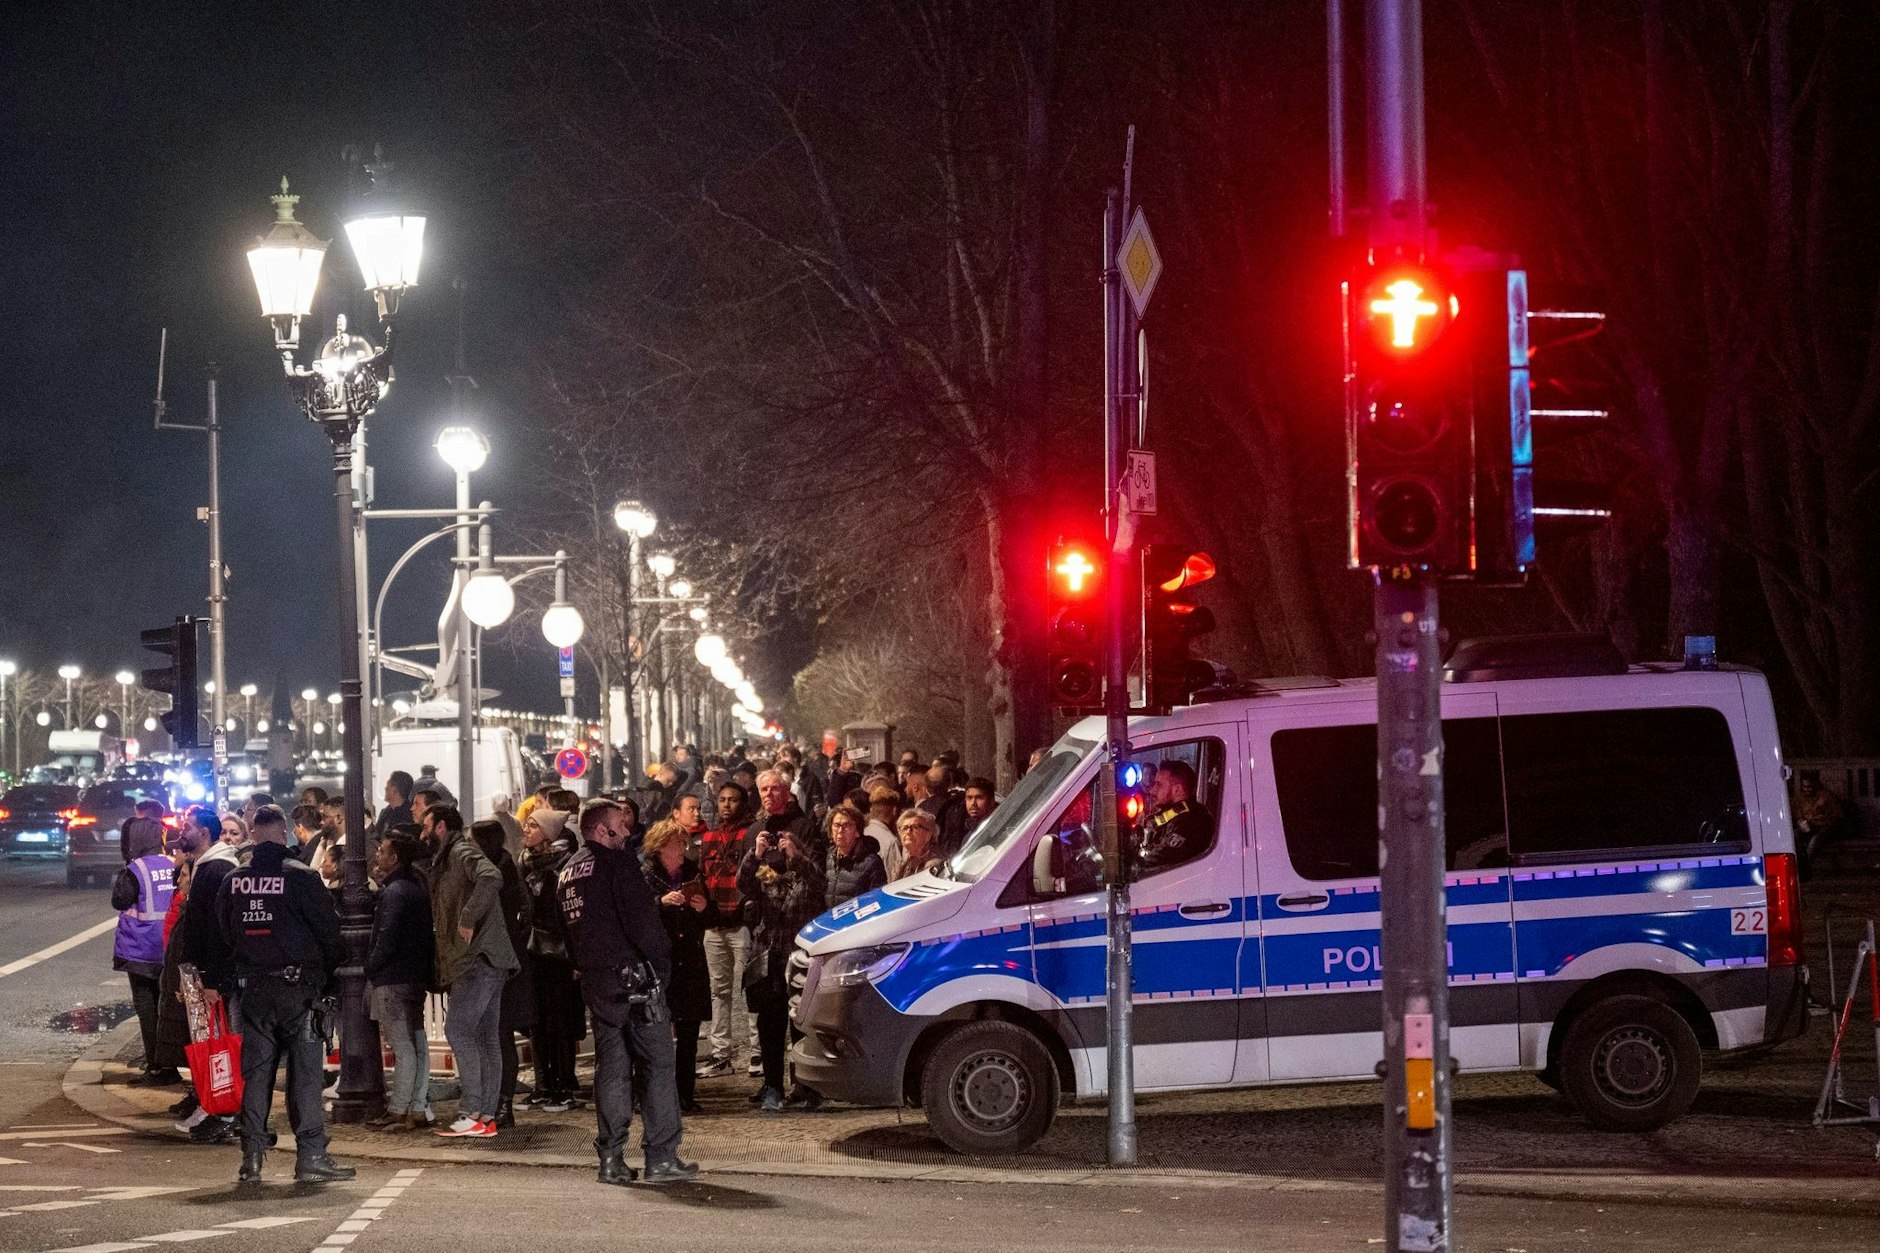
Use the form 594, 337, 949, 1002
949, 734, 1096, 883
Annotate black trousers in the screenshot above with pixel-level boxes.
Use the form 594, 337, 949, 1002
236, 979, 328, 1161
756, 1003, 789, 1092
674, 1019, 700, 1104
591, 1013, 682, 1166
126, 972, 162, 1071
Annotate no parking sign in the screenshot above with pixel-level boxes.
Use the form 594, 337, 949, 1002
554, 746, 589, 779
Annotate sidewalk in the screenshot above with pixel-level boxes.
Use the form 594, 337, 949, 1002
64, 1012, 1879, 1208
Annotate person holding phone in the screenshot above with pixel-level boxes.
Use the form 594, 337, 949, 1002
737, 819, 826, 1113
642, 819, 715, 1113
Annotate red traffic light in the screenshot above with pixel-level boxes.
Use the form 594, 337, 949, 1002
1154, 551, 1216, 594
1049, 542, 1101, 596
1361, 266, 1456, 357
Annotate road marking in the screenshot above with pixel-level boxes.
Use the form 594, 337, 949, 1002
22, 1143, 120, 1154
45, 1217, 316, 1251
8, 1124, 105, 1131
311, 1168, 420, 1252
0, 1186, 79, 1191
0, 918, 116, 979
0, 1128, 129, 1142
0, 1158, 26, 1166
215, 1218, 316, 1230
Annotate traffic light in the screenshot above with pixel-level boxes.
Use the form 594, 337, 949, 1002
140, 617, 199, 750
1471, 268, 1614, 581
1103, 758, 1147, 885
1143, 545, 1216, 711
1046, 539, 1103, 710
1347, 257, 1472, 571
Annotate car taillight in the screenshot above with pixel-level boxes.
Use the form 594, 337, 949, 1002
66, 815, 97, 828
59, 807, 78, 820
1765, 852, 1801, 968
0, 808, 10, 821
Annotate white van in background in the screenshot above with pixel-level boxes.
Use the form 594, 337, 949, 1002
372, 725, 528, 823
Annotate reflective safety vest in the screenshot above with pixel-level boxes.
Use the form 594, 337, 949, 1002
113, 854, 176, 968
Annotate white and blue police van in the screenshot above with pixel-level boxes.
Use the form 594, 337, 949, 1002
790, 637, 1809, 1154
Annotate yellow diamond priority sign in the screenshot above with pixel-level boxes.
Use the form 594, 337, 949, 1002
1116, 207, 1162, 319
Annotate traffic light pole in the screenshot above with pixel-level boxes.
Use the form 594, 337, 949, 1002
206, 370, 228, 808
1099, 183, 1137, 1168
1362, 1, 1452, 1249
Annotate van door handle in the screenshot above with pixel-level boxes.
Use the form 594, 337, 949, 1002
1179, 901, 1230, 917
1276, 893, 1330, 913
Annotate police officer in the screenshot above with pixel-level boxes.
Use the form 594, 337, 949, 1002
209, 804, 355, 1186
1138, 760, 1212, 870
558, 800, 699, 1187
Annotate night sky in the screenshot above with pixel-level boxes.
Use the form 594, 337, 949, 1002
0, 2, 562, 709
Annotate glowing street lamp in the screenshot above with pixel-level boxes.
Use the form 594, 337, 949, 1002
647, 551, 676, 581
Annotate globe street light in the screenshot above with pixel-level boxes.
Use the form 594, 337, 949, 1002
57, 664, 81, 725
694, 633, 727, 667
611, 500, 656, 788
251, 168, 421, 1123
668, 577, 694, 601
240, 682, 258, 733
647, 551, 676, 581
462, 567, 515, 629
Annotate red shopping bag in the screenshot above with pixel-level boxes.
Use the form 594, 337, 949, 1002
185, 1003, 244, 1116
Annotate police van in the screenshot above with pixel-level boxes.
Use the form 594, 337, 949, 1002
790, 637, 1808, 1155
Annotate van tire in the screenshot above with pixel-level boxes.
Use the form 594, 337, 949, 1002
920, 1020, 1058, 1155
1559, 995, 1701, 1132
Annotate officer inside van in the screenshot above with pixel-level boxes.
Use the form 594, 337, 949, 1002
1138, 760, 1212, 870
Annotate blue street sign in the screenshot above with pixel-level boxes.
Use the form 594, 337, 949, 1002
558, 646, 574, 678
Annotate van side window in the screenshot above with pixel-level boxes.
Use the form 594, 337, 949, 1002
1502, 706, 1748, 863
1271, 718, 1507, 881
1132, 738, 1225, 875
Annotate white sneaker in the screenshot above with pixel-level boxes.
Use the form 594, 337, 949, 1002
434, 1115, 487, 1138
174, 1108, 209, 1133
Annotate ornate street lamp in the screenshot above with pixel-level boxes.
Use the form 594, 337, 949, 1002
247, 169, 423, 1122
611, 500, 656, 779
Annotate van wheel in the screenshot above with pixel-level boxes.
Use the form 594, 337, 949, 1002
920, 1020, 1058, 1155
1559, 995, 1701, 1132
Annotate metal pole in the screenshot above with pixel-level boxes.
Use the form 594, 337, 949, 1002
625, 535, 643, 776
1328, 0, 1347, 238
1, 671, 9, 778
328, 433, 385, 1122
353, 425, 373, 760
207, 369, 228, 808
456, 469, 475, 818
1099, 184, 1137, 1167
1365, 2, 1449, 1248
599, 653, 613, 792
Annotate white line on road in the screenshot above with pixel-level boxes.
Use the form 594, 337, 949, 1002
0, 918, 116, 980
0, 1128, 130, 1142
311, 1168, 421, 1252
21, 1142, 120, 1154
45, 1217, 317, 1251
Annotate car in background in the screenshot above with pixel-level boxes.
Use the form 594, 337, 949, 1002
63, 782, 169, 890
0, 783, 81, 859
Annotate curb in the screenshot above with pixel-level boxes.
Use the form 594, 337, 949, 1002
62, 1022, 1879, 1208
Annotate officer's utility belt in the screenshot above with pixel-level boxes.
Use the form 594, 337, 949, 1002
243, 965, 306, 985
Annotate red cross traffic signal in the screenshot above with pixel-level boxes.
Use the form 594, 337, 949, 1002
1346, 258, 1472, 572
1046, 539, 1103, 710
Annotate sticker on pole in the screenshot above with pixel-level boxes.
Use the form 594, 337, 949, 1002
554, 746, 589, 779
558, 647, 575, 679
1116, 207, 1162, 318
1124, 450, 1158, 515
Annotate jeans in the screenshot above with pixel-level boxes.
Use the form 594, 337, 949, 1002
591, 1012, 683, 1167
445, 959, 507, 1119
370, 984, 430, 1116
703, 927, 754, 1063
236, 978, 328, 1160
126, 972, 162, 1071
530, 959, 581, 1098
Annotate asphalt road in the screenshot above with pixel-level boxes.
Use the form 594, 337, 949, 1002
3, 856, 1879, 1251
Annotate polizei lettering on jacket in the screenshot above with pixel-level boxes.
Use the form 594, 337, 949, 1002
231, 874, 285, 931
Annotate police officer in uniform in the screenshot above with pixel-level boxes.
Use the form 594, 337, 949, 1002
1138, 760, 1213, 870
209, 805, 355, 1185
558, 800, 699, 1187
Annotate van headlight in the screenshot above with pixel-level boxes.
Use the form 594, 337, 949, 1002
823, 943, 909, 988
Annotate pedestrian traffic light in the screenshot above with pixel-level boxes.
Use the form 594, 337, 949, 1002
1470, 267, 1614, 582
1143, 545, 1216, 712
140, 617, 199, 750
1347, 257, 1473, 572
1046, 539, 1103, 710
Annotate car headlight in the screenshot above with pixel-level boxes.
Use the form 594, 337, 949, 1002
823, 943, 910, 988
184, 783, 207, 801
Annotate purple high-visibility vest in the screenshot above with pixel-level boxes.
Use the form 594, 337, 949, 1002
113, 854, 175, 968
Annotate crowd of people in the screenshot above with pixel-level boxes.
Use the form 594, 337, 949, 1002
111, 732, 1005, 1186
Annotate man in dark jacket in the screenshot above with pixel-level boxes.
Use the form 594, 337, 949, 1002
559, 801, 697, 1188
374, 771, 415, 838
422, 806, 517, 1138
365, 830, 434, 1130
211, 805, 353, 1186
920, 765, 970, 859
752, 769, 821, 864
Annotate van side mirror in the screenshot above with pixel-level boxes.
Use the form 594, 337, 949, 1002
1031, 832, 1056, 896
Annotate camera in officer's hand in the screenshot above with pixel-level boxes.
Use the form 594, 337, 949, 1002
618, 958, 670, 1024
